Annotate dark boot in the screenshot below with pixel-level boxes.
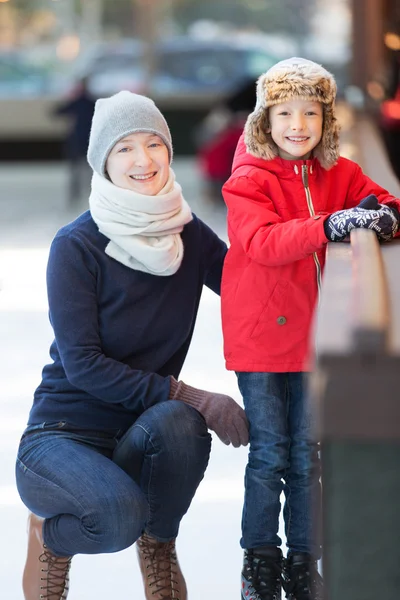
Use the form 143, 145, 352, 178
23, 513, 72, 600
282, 552, 323, 600
136, 532, 187, 600
241, 546, 283, 600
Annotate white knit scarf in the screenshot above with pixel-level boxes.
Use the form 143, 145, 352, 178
89, 169, 193, 275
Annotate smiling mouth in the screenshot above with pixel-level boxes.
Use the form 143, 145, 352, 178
129, 172, 157, 181
286, 137, 309, 143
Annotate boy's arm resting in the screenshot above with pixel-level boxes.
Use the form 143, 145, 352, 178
223, 176, 328, 267
47, 235, 170, 412
198, 217, 228, 295
345, 162, 400, 213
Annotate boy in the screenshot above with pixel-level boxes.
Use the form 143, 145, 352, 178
221, 57, 400, 600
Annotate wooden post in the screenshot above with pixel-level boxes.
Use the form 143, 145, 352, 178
351, 0, 386, 93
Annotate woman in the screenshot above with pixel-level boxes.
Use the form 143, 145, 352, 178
16, 91, 248, 600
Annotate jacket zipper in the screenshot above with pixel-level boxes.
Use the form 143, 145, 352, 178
301, 165, 322, 302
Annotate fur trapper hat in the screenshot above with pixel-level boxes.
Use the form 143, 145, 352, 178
244, 57, 340, 169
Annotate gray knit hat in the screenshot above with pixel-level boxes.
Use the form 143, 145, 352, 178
87, 91, 173, 176
245, 57, 340, 170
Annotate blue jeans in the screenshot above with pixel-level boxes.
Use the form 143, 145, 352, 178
16, 401, 211, 557
237, 372, 322, 558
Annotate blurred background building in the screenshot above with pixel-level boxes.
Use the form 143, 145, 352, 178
0, 0, 396, 162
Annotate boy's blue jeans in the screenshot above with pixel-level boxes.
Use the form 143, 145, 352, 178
15, 401, 211, 557
237, 372, 322, 559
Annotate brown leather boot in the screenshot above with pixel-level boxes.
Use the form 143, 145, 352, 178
136, 533, 187, 599
23, 513, 72, 600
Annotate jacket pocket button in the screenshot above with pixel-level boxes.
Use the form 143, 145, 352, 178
277, 316, 287, 325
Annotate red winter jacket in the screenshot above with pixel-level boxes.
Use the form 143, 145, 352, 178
221, 135, 400, 372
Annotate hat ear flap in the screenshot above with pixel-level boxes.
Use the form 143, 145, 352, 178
313, 106, 340, 170
244, 108, 279, 161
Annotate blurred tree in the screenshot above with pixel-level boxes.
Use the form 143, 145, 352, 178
79, 0, 104, 49
104, 0, 135, 37
8, 0, 34, 12
173, 0, 253, 28
173, 0, 315, 38
6, 0, 317, 50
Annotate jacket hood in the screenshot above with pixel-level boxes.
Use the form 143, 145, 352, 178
231, 134, 320, 178
244, 57, 340, 170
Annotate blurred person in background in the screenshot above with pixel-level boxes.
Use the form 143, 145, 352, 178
221, 57, 400, 600
16, 91, 248, 600
196, 78, 257, 204
53, 77, 96, 205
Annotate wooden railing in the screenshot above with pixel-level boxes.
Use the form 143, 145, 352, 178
313, 223, 400, 600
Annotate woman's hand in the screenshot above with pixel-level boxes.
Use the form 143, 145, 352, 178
169, 378, 249, 448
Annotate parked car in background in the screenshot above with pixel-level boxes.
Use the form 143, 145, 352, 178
0, 52, 52, 97
151, 37, 278, 101
74, 38, 146, 97
72, 36, 277, 106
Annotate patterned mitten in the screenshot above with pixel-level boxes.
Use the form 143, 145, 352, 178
169, 377, 249, 447
350, 194, 399, 240
366, 204, 400, 241
359, 194, 400, 240
357, 194, 379, 210
323, 206, 378, 241
324, 195, 399, 242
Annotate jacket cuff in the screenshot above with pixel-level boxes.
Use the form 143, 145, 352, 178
305, 216, 330, 250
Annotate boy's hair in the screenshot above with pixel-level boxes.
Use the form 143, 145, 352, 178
244, 57, 340, 170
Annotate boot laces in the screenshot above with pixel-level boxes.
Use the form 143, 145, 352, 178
284, 560, 323, 600
138, 535, 181, 599
244, 553, 282, 600
39, 546, 72, 600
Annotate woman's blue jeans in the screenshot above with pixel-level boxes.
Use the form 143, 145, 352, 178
16, 401, 211, 557
237, 372, 322, 558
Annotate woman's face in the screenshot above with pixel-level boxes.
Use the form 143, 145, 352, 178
106, 132, 170, 195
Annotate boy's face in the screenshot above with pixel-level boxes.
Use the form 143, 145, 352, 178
106, 132, 170, 195
268, 99, 323, 161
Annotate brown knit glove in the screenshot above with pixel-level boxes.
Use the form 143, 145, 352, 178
169, 377, 249, 448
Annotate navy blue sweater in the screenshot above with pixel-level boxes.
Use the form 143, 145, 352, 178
28, 211, 227, 431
